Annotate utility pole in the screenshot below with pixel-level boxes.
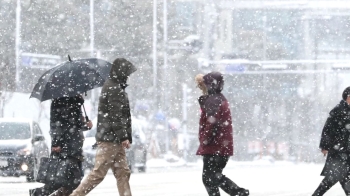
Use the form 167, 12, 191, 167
182, 84, 188, 162
263, 15, 267, 60
15, 0, 21, 89
153, 0, 158, 108
89, 0, 98, 120
163, 0, 169, 153
90, 0, 94, 57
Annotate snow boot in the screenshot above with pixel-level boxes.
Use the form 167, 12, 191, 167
232, 188, 249, 196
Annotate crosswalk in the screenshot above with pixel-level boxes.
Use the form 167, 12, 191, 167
1, 163, 346, 196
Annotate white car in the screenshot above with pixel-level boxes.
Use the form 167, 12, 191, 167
0, 118, 50, 182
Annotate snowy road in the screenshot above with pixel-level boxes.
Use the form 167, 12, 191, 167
1, 162, 345, 196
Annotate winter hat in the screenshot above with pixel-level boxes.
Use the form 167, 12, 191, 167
342, 86, 350, 100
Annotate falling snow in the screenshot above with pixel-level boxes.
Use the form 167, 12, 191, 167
1, 0, 350, 195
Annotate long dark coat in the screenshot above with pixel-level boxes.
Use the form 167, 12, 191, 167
50, 96, 86, 161
320, 100, 350, 179
196, 72, 234, 156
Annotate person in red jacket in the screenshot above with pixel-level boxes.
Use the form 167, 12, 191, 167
196, 71, 249, 196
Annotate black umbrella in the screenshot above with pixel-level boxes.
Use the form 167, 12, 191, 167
30, 56, 112, 102
30, 56, 113, 102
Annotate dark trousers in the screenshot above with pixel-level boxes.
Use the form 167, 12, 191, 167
312, 175, 350, 196
202, 155, 241, 196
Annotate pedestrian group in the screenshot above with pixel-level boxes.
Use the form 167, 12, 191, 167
30, 56, 350, 196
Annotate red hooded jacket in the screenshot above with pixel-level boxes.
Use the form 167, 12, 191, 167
196, 72, 234, 156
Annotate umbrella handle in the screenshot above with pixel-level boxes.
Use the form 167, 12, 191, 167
82, 104, 89, 122
68, 55, 72, 62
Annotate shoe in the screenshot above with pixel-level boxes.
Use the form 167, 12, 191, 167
233, 188, 249, 196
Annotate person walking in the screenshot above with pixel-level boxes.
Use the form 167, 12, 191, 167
30, 95, 93, 196
196, 72, 249, 196
312, 87, 350, 196
69, 58, 137, 196
49, 95, 93, 196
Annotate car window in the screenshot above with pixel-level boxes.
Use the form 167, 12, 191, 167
33, 123, 42, 135
0, 122, 31, 140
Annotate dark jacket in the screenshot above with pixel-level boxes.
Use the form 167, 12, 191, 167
320, 100, 350, 179
196, 72, 234, 156
50, 96, 86, 161
95, 58, 137, 144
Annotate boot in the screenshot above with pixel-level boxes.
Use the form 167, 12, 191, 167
48, 187, 71, 196
232, 188, 249, 196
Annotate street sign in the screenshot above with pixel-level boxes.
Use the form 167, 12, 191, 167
224, 64, 246, 73
21, 53, 61, 69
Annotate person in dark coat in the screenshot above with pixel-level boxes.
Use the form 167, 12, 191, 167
312, 87, 350, 196
196, 71, 249, 196
31, 95, 93, 196
70, 58, 136, 196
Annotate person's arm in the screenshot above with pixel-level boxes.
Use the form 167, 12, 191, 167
201, 101, 222, 145
319, 116, 336, 153
80, 115, 93, 131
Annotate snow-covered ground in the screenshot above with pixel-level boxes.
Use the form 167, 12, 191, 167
1, 161, 343, 196
3, 92, 343, 195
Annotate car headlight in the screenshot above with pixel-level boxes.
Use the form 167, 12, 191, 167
17, 146, 32, 156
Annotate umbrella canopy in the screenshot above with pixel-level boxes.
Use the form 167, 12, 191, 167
30, 57, 113, 102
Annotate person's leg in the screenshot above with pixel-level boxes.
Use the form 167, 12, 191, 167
48, 188, 66, 196
70, 142, 112, 196
202, 155, 221, 196
30, 185, 56, 196
111, 143, 132, 196
215, 156, 248, 196
312, 176, 338, 196
339, 176, 350, 195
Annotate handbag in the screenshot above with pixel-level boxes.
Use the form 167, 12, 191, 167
36, 154, 81, 187
36, 156, 50, 184
29, 187, 43, 196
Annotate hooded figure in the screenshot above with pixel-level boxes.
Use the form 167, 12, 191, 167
196, 71, 249, 196
70, 58, 136, 196
312, 86, 350, 196
196, 71, 233, 156
95, 58, 137, 144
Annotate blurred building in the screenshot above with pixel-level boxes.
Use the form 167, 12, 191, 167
192, 0, 350, 162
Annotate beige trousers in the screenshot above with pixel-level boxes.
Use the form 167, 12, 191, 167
70, 142, 131, 196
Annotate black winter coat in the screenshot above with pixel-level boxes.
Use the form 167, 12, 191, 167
50, 96, 87, 161
320, 100, 350, 179
95, 59, 136, 144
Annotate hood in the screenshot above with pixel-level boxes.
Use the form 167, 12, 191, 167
203, 71, 224, 94
330, 100, 350, 117
109, 58, 137, 83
